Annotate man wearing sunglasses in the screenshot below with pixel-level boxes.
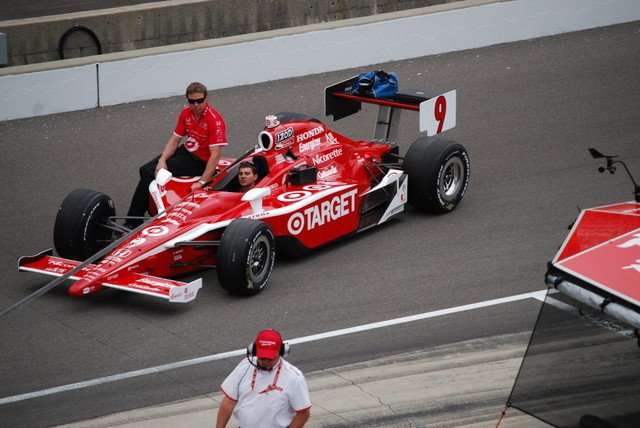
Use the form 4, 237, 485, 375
125, 82, 228, 228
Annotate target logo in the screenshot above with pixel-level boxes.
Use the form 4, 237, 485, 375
287, 213, 306, 235
277, 191, 312, 202
183, 137, 200, 153
303, 184, 332, 191
286, 189, 357, 235
142, 225, 169, 237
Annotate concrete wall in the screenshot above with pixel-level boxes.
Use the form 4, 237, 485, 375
0, 0, 464, 67
1, 0, 639, 121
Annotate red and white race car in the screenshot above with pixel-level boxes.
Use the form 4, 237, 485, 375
18, 76, 470, 302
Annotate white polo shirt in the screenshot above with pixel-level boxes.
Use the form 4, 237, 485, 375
220, 357, 311, 428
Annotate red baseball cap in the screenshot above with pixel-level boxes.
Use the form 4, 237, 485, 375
255, 330, 282, 359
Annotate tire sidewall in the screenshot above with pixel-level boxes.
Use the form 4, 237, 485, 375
433, 146, 470, 212
243, 227, 275, 289
403, 138, 470, 213
217, 219, 275, 296
54, 189, 115, 260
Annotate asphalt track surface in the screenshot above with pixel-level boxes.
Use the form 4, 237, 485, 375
0, 21, 639, 427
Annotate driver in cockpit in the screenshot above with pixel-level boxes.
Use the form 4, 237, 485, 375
237, 161, 259, 193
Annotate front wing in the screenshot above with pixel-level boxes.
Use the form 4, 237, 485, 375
18, 249, 202, 303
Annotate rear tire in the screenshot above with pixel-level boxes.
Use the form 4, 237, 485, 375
217, 219, 275, 296
53, 189, 116, 260
403, 138, 470, 213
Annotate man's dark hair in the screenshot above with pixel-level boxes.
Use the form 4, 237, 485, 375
238, 161, 258, 174
185, 82, 208, 97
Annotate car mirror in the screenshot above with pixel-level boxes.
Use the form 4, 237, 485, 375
242, 187, 271, 213
156, 168, 173, 186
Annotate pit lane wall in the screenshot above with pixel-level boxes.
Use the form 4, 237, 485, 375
3, 0, 466, 66
1, 0, 639, 122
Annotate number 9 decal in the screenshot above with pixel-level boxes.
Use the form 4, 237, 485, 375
434, 95, 447, 134
419, 90, 456, 136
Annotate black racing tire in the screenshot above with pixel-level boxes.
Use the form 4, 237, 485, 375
217, 219, 276, 296
402, 138, 470, 213
53, 189, 116, 260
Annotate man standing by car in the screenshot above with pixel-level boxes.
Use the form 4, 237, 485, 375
125, 81, 227, 228
216, 329, 311, 428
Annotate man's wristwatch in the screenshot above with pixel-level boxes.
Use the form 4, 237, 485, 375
199, 180, 207, 186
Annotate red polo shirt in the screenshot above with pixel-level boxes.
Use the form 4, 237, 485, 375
174, 103, 228, 162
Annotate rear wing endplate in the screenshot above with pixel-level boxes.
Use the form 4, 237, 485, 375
325, 75, 456, 143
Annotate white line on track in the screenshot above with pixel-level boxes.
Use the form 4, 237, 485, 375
0, 289, 547, 405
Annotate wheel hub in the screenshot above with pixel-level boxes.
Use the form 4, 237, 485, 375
249, 237, 270, 282
440, 157, 464, 201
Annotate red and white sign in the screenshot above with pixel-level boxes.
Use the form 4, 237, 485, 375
555, 203, 640, 261
552, 202, 640, 307
419, 90, 456, 136
555, 228, 640, 306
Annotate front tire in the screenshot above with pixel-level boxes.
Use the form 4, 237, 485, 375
217, 219, 276, 296
403, 138, 470, 213
53, 189, 116, 260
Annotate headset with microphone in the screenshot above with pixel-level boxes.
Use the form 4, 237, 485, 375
246, 329, 290, 370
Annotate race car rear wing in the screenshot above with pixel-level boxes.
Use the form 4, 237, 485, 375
325, 75, 456, 144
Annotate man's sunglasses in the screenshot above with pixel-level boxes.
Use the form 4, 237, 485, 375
187, 97, 206, 104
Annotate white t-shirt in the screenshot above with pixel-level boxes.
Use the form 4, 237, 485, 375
221, 358, 311, 428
